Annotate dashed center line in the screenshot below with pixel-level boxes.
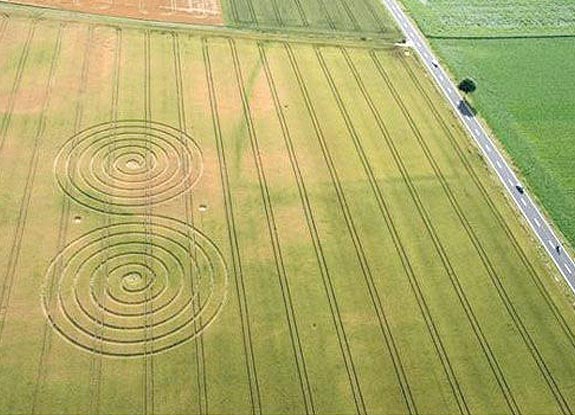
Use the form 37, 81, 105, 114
548, 240, 556, 249
534, 217, 541, 227
521, 198, 527, 207
495, 160, 502, 169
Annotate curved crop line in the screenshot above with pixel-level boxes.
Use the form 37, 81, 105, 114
53, 124, 203, 213
89, 27, 122, 414
42, 224, 227, 354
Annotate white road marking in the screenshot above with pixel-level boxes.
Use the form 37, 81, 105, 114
473, 127, 479, 134
548, 240, 556, 249
496, 160, 502, 169
507, 178, 514, 186
565, 263, 573, 274
485, 145, 492, 153
534, 217, 541, 227
521, 198, 527, 207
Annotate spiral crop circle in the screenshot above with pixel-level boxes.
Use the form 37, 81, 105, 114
42, 217, 228, 356
55, 120, 203, 214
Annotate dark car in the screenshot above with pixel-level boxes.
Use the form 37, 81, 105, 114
515, 184, 524, 194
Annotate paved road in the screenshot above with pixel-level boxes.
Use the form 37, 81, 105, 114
380, 0, 575, 293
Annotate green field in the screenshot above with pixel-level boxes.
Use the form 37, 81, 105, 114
2, 3, 575, 415
398, 0, 575, 249
430, 37, 575, 251
399, 0, 575, 37
220, 0, 398, 35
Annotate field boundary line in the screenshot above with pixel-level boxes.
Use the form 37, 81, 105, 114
0, 19, 36, 157
258, 42, 366, 414
328, 45, 469, 415
393, 55, 572, 414
427, 34, 575, 40
0, 2, 401, 47
32, 24, 94, 413
229, 38, 315, 415
172, 32, 208, 415
285, 42, 416, 415
202, 37, 262, 415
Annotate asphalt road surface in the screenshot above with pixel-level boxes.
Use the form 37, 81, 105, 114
380, 0, 575, 293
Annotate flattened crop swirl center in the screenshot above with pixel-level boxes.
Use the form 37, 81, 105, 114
42, 219, 228, 357
54, 120, 203, 214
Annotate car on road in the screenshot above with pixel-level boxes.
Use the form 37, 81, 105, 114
431, 59, 438, 68
515, 184, 524, 194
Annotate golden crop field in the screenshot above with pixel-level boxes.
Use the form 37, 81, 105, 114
0, 4, 574, 415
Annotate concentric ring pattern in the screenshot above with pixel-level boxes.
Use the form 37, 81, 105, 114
55, 120, 203, 214
42, 218, 228, 356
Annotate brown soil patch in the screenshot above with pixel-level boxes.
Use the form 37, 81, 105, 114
0, 88, 43, 114
6, 0, 223, 26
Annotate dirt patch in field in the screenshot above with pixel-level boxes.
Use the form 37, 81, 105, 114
0, 87, 44, 114
249, 68, 274, 115
86, 27, 115, 87
6, 0, 223, 26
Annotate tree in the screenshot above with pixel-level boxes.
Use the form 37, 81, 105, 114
458, 77, 477, 94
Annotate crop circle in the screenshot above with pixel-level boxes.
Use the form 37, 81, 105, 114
55, 120, 203, 214
42, 217, 227, 356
